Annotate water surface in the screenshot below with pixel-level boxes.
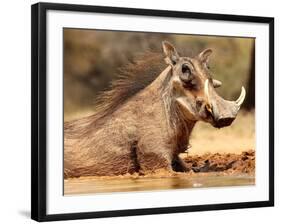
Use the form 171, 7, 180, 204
64, 175, 255, 195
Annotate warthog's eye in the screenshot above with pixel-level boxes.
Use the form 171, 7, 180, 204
180, 64, 192, 82
180, 64, 197, 89
182, 64, 191, 74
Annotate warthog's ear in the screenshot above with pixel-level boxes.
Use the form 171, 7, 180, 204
198, 48, 213, 63
162, 41, 180, 66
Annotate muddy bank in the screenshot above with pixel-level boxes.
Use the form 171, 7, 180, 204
65, 150, 255, 180
182, 150, 255, 175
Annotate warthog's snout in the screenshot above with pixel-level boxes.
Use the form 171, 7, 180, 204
204, 79, 246, 128
211, 100, 237, 128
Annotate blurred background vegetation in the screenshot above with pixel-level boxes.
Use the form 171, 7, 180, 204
64, 28, 255, 120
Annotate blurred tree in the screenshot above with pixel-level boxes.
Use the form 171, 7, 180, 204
244, 43, 255, 110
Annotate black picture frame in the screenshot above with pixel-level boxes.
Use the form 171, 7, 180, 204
31, 2, 274, 222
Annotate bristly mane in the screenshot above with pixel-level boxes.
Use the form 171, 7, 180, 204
92, 52, 167, 120
65, 51, 167, 131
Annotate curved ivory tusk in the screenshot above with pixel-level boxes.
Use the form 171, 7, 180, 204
204, 79, 212, 111
213, 79, 222, 88
236, 86, 246, 107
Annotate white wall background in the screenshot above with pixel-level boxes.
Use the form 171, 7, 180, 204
0, 0, 279, 223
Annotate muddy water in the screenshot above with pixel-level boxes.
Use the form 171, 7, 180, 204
64, 175, 254, 195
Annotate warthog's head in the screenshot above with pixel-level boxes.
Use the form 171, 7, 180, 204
162, 41, 246, 128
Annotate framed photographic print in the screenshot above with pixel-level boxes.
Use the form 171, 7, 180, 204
31, 2, 274, 222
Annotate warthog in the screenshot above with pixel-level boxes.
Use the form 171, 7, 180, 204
64, 41, 246, 177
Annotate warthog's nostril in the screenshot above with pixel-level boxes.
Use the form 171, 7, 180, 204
215, 117, 235, 128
